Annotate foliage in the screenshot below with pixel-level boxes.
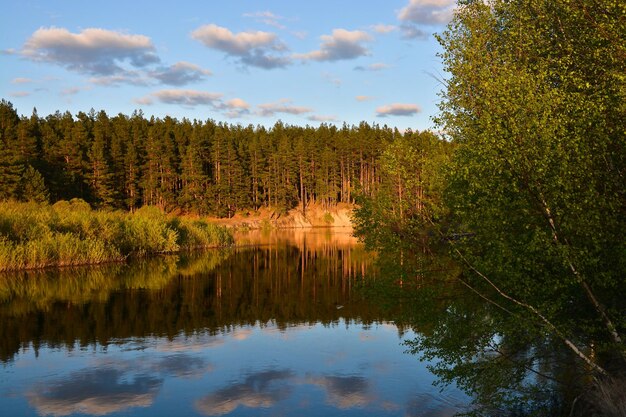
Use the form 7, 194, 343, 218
0, 200, 233, 271
352, 0, 626, 414
20, 165, 49, 203
361, 0, 626, 414
353, 129, 452, 249
437, 0, 626, 372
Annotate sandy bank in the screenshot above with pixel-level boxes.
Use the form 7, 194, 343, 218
207, 203, 355, 230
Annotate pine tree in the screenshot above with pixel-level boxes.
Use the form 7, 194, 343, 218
20, 165, 49, 203
0, 100, 23, 199
87, 111, 115, 207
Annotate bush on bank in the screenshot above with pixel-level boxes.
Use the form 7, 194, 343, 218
0, 199, 233, 271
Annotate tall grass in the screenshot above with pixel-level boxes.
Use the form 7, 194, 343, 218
0, 200, 233, 271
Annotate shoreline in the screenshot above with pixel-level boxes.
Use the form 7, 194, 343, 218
207, 203, 356, 230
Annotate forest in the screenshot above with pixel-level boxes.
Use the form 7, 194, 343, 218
0, 99, 446, 218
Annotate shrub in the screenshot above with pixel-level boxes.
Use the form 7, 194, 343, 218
0, 202, 233, 271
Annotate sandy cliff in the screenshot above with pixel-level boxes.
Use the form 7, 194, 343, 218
209, 203, 355, 230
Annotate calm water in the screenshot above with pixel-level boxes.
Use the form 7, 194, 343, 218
0, 229, 469, 416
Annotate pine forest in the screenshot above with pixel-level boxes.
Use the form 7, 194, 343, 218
0, 99, 446, 218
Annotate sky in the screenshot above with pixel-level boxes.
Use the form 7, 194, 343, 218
1, 0, 455, 131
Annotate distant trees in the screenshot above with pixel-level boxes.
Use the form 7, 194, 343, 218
0, 100, 445, 217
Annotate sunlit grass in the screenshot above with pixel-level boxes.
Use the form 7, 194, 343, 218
0, 200, 233, 271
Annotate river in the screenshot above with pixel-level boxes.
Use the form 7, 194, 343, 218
0, 229, 469, 416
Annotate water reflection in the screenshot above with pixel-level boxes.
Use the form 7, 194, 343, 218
405, 395, 466, 417
27, 368, 162, 416
0, 229, 470, 416
153, 354, 212, 378
306, 375, 371, 409
195, 369, 295, 416
0, 231, 377, 363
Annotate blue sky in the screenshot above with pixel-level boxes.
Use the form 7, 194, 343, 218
1, 0, 455, 131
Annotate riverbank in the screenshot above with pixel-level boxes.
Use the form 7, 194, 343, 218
208, 203, 355, 230
0, 200, 355, 272
0, 200, 233, 271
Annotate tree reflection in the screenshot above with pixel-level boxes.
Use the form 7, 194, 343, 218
362, 242, 599, 416
0, 241, 378, 363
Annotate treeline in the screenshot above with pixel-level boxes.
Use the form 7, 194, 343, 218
0, 99, 444, 217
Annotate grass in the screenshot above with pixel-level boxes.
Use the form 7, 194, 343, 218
0, 200, 233, 271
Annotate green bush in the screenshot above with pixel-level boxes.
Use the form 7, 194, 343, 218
0, 201, 233, 271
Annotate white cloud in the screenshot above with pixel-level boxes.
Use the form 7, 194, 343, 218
400, 24, 429, 40
191, 24, 290, 69
87, 62, 211, 86
135, 90, 250, 118
322, 72, 342, 87
294, 29, 372, 62
89, 71, 149, 86
60, 86, 87, 96
221, 98, 251, 118
355, 95, 375, 102
397, 0, 456, 25
371, 24, 397, 34
354, 62, 390, 72
243, 11, 287, 30
134, 96, 154, 106
226, 98, 250, 110
151, 61, 212, 86
291, 31, 308, 40
308, 115, 338, 122
12, 77, 33, 84
257, 99, 313, 117
21, 27, 159, 75
376, 103, 422, 117
136, 89, 223, 106
9, 91, 30, 98
191, 24, 276, 54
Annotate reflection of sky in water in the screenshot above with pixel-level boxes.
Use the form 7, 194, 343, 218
27, 368, 162, 416
1, 321, 469, 416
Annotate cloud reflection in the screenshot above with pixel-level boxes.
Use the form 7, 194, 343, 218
231, 328, 253, 341
154, 354, 212, 378
27, 368, 162, 416
307, 375, 372, 409
195, 370, 294, 416
155, 334, 226, 352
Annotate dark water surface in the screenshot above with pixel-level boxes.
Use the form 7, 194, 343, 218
0, 229, 469, 416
